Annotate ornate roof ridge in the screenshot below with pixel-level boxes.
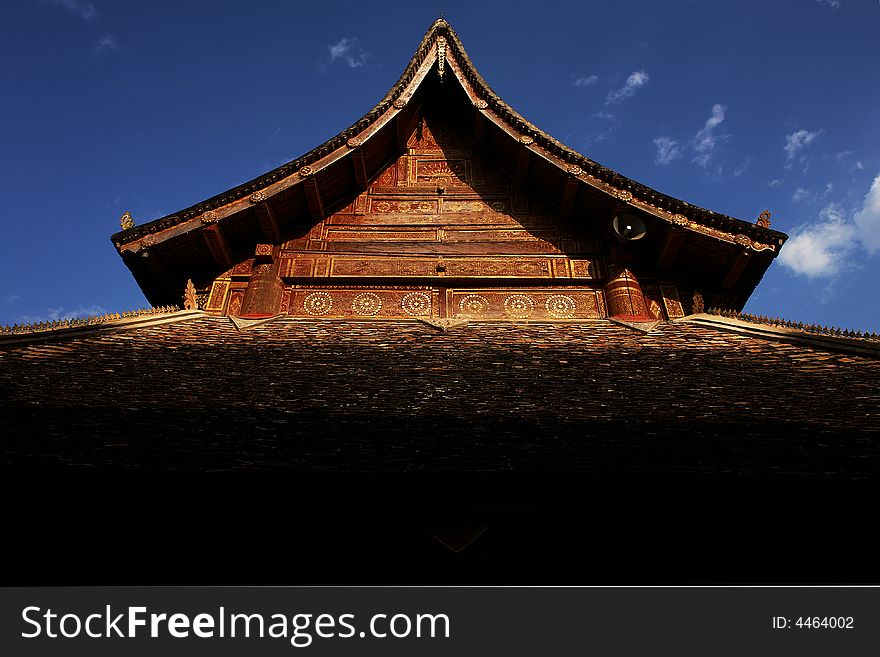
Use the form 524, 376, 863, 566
0, 306, 198, 345
679, 310, 880, 358
111, 18, 786, 249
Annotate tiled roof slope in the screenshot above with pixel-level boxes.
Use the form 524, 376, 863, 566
2, 314, 877, 475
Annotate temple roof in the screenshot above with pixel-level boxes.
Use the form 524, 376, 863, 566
2, 311, 877, 474
110, 19, 788, 307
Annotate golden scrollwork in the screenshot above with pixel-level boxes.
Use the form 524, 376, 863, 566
437, 36, 447, 78
120, 211, 134, 230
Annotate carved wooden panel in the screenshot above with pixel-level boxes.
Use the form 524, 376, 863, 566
450, 288, 603, 320
283, 286, 605, 321
288, 287, 439, 319
205, 280, 230, 312
660, 284, 685, 319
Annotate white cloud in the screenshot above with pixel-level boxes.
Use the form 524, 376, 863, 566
41, 0, 96, 19
574, 75, 598, 87
94, 35, 118, 52
606, 70, 649, 104
792, 187, 811, 203
779, 203, 856, 277
768, 179, 784, 187
692, 104, 727, 168
779, 173, 880, 277
853, 174, 880, 254
816, 0, 840, 8
855, 161, 865, 170
653, 136, 681, 165
783, 129, 822, 162
326, 37, 369, 69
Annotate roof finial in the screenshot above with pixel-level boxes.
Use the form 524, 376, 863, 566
757, 209, 772, 228
120, 211, 134, 230
183, 279, 198, 310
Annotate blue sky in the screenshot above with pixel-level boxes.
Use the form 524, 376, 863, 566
2, 0, 879, 331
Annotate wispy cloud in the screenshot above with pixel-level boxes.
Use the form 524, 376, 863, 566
588, 111, 620, 143
816, 0, 841, 9
14, 304, 109, 325
325, 37, 369, 69
767, 179, 784, 187
692, 104, 727, 168
41, 0, 96, 20
94, 35, 118, 53
792, 187, 811, 203
573, 74, 598, 88
779, 173, 880, 277
853, 174, 880, 255
606, 70, 649, 104
783, 128, 822, 164
733, 157, 751, 177
5, 295, 20, 305
653, 136, 681, 165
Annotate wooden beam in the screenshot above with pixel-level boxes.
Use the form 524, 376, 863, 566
515, 146, 531, 187
559, 177, 578, 220
351, 148, 368, 189
253, 201, 281, 244
396, 113, 409, 152
201, 224, 232, 267
658, 228, 685, 270
303, 178, 325, 220
473, 113, 485, 151
722, 250, 751, 290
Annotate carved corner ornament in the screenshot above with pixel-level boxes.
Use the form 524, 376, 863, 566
671, 213, 689, 226
183, 279, 198, 310
757, 210, 772, 228
199, 210, 218, 224
567, 165, 583, 177
692, 290, 705, 314
346, 137, 363, 149
393, 98, 407, 110
473, 99, 488, 110
297, 166, 314, 178
518, 135, 534, 146
120, 211, 134, 230
249, 191, 267, 204
615, 190, 634, 202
